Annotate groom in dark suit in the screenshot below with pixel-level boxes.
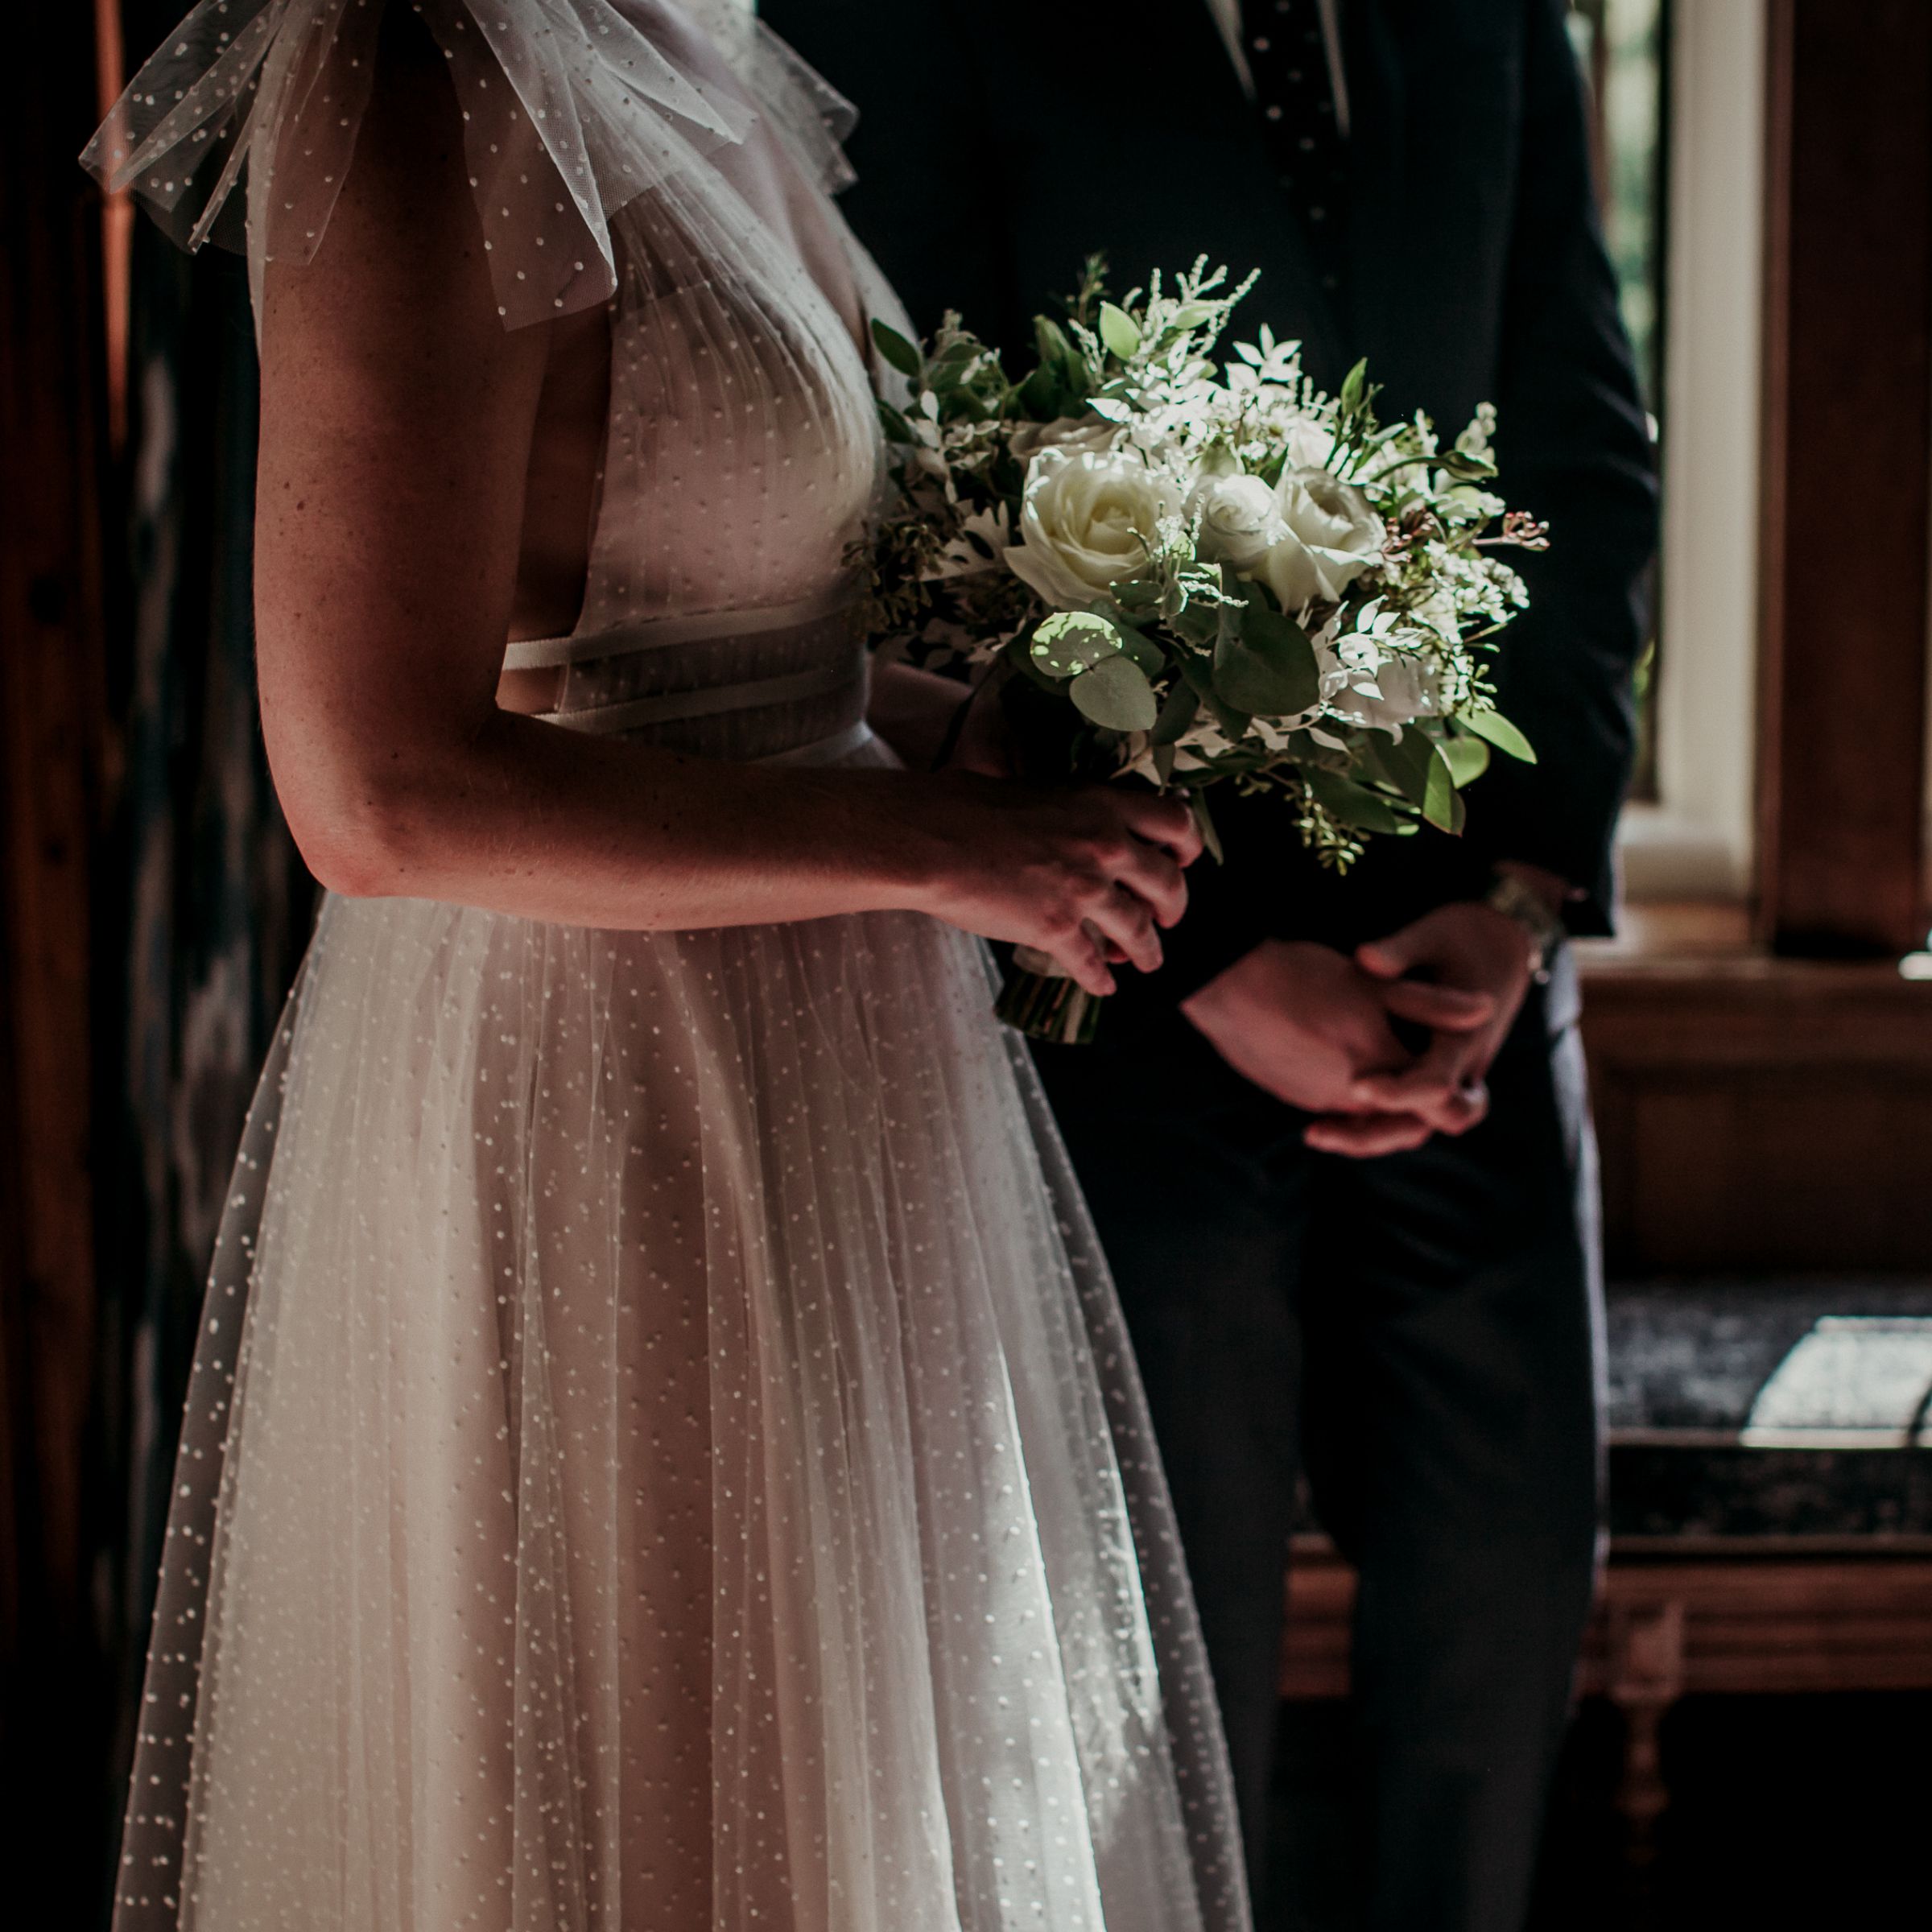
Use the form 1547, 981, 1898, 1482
766, 2, 1657, 1925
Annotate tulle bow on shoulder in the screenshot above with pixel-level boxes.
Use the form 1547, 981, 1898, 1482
83, 0, 859, 328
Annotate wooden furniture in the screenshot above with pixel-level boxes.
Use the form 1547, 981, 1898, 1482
1280, 1534, 1932, 1860
1578, 931, 1932, 1276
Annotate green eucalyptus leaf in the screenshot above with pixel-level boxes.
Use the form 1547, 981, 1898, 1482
1439, 733, 1492, 788
1422, 744, 1463, 833
870, 318, 923, 379
1179, 651, 1254, 739
1372, 729, 1438, 808
1150, 678, 1202, 746
1212, 597, 1320, 717
1071, 654, 1160, 732
1462, 708, 1538, 763
1035, 316, 1076, 362
1030, 611, 1122, 678
1169, 600, 1221, 647
1305, 769, 1410, 836
1097, 301, 1141, 360
1190, 790, 1224, 865
877, 399, 923, 448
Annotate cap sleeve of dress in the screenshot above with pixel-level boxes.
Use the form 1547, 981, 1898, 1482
81, 0, 856, 331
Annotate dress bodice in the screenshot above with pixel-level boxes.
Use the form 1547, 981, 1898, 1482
495, 5, 902, 764
520, 168, 897, 763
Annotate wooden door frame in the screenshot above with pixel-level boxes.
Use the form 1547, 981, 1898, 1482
1755, 0, 1932, 956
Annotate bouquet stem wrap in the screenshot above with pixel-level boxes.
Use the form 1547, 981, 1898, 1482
997, 945, 1105, 1046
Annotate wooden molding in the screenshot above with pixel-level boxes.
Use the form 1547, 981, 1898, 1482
1755, 1, 1932, 955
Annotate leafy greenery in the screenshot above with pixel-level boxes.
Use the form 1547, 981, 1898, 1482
851, 258, 1547, 874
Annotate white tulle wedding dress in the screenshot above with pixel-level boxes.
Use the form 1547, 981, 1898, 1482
86, 5, 1252, 1930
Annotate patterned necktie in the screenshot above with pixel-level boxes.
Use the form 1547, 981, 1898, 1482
1239, 0, 1352, 297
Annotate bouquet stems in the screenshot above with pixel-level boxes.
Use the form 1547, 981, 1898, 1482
996, 946, 1105, 1046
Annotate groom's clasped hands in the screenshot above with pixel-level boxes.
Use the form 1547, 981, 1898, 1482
1179, 905, 1541, 1157
939, 683, 1543, 1153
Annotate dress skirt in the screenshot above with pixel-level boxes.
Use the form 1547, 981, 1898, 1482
117, 747, 1247, 1932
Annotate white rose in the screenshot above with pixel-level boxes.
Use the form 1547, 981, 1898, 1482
1249, 466, 1385, 615
1005, 448, 1179, 610
1009, 415, 1122, 463
1281, 417, 1335, 472
1191, 472, 1282, 572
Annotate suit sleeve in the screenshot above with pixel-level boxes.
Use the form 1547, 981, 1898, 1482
1463, 0, 1661, 933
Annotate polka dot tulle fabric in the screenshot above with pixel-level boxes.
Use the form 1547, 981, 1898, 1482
89, 4, 1252, 1930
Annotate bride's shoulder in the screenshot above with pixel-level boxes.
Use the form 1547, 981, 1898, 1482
85, 0, 764, 332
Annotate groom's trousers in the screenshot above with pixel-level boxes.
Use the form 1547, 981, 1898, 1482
1035, 950, 1604, 1932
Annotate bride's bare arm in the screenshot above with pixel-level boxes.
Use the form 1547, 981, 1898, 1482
254, 23, 1195, 996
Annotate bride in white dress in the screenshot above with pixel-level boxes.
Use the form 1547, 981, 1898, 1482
87, 4, 1253, 1928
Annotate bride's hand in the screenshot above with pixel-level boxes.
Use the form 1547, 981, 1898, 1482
902, 775, 1203, 996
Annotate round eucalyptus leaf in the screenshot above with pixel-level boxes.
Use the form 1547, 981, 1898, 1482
1071, 654, 1160, 733
1030, 611, 1124, 678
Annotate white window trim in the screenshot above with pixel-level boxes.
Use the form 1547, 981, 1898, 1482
1618, 0, 1766, 902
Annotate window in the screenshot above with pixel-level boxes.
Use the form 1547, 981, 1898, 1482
1580, 1, 1765, 902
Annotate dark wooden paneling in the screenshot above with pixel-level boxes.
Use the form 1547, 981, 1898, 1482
1756, 1, 1932, 955
1580, 956, 1932, 1274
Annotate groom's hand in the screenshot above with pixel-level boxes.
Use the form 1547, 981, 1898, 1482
1319, 898, 1542, 1152
1181, 939, 1493, 1139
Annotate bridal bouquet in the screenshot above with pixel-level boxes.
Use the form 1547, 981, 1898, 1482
857, 261, 1548, 1043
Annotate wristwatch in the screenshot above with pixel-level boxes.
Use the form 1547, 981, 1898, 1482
1484, 870, 1567, 981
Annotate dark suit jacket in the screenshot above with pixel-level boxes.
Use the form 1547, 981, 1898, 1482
768, 0, 1659, 997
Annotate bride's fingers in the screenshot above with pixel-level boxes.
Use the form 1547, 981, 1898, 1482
1082, 887, 1164, 976
1117, 791, 1204, 866
1111, 840, 1188, 928
1038, 921, 1117, 998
